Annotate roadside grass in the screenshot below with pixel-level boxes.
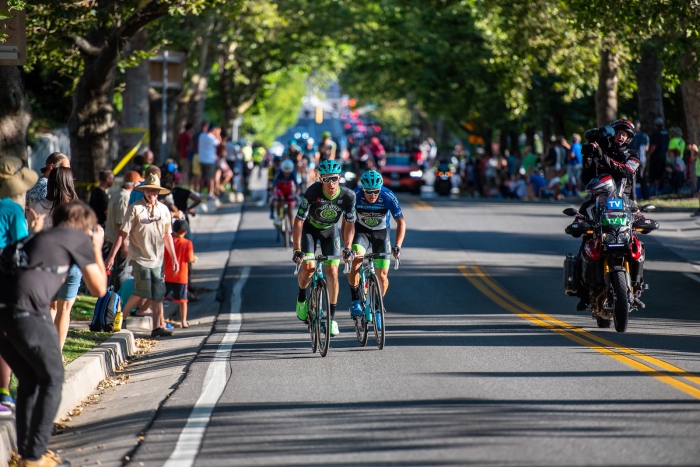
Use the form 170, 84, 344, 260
63, 329, 112, 364
645, 196, 698, 208
71, 294, 97, 321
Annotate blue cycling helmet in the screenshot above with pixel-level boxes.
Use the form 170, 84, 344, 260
360, 170, 383, 190
317, 159, 342, 175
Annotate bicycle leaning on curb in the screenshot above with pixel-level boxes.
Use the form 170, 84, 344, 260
294, 255, 350, 357
353, 252, 400, 350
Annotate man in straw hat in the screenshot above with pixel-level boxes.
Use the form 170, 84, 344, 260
106, 173, 178, 337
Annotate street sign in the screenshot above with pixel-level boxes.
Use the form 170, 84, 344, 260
0, 1, 26, 66
149, 51, 186, 89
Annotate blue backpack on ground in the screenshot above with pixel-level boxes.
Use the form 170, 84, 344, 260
90, 289, 122, 332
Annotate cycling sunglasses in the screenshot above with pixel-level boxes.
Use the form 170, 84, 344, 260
363, 189, 380, 195
321, 176, 340, 183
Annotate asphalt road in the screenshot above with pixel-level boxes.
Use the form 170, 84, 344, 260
134, 194, 700, 466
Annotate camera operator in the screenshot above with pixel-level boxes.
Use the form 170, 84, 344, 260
579, 119, 640, 219
572, 119, 641, 311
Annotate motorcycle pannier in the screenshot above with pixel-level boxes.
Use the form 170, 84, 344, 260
563, 254, 577, 293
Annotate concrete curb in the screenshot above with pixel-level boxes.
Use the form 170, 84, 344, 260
54, 330, 137, 422
0, 417, 16, 467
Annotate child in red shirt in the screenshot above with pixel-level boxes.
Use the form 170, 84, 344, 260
164, 220, 197, 327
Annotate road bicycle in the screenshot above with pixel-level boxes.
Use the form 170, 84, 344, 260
353, 253, 400, 350
274, 200, 292, 249
294, 255, 350, 357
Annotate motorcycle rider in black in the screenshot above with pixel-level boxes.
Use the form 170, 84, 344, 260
573, 119, 642, 310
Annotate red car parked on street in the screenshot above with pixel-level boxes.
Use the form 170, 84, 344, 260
380, 153, 424, 194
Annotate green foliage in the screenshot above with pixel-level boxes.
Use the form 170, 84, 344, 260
240, 69, 307, 146
367, 100, 413, 139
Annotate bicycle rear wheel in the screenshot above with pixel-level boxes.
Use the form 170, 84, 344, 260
369, 276, 385, 349
315, 279, 331, 357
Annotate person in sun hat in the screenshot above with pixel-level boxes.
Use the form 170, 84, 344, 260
105, 172, 179, 338
0, 156, 45, 416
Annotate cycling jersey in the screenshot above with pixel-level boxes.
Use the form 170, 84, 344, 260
272, 170, 298, 202
296, 182, 356, 230
353, 186, 403, 230
318, 140, 337, 162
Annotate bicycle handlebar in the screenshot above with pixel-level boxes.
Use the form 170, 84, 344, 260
293, 255, 351, 275
353, 252, 401, 270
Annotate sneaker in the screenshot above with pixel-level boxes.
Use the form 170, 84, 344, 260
349, 300, 363, 317
151, 327, 173, 338
296, 300, 308, 321
0, 388, 15, 409
20, 450, 71, 467
0, 404, 11, 417
330, 320, 340, 337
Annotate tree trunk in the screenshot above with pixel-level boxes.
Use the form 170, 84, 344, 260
681, 52, 700, 148
541, 117, 552, 148
68, 52, 117, 189
509, 130, 519, 156
636, 41, 664, 134
595, 39, 618, 127
0, 66, 31, 161
120, 30, 150, 160
525, 126, 535, 151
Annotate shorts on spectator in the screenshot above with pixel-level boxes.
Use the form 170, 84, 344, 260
200, 163, 216, 180
192, 154, 202, 176
165, 282, 188, 302
57, 264, 82, 301
131, 261, 166, 301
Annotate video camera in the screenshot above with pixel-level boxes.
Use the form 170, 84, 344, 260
583, 125, 615, 152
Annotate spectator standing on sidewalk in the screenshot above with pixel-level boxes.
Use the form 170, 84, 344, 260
628, 122, 650, 200
198, 124, 222, 200
522, 146, 538, 175
646, 117, 669, 196
0, 201, 107, 467
105, 173, 179, 338
567, 134, 583, 195
0, 157, 44, 415
105, 171, 140, 291
31, 167, 85, 353
89, 169, 114, 228
25, 152, 70, 208
164, 220, 197, 328
178, 123, 193, 185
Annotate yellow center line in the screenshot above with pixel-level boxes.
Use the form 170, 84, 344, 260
459, 265, 700, 400
470, 265, 700, 388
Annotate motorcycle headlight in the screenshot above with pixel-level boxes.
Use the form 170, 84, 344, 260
603, 233, 616, 244
617, 232, 630, 244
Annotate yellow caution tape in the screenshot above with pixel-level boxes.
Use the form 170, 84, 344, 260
113, 128, 150, 175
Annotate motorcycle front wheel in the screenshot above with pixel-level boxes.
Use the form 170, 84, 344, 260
611, 270, 630, 332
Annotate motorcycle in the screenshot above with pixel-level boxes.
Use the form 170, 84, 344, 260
562, 177, 658, 332
434, 162, 452, 196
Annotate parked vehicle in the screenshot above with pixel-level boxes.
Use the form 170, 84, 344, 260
380, 153, 424, 194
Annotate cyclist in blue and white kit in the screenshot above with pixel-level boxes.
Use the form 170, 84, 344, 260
348, 170, 406, 325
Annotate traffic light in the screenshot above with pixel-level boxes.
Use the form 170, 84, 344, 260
315, 107, 323, 124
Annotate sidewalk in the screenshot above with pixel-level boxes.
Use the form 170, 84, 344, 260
48, 199, 243, 467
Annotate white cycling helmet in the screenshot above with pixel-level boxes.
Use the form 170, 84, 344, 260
307, 137, 315, 145
281, 160, 295, 173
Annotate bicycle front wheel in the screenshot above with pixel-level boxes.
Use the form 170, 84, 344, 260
315, 278, 331, 357
369, 275, 385, 349
308, 287, 318, 353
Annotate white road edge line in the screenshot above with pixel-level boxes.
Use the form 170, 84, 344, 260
164, 266, 251, 467
683, 272, 700, 284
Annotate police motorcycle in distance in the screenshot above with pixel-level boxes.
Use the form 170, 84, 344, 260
562, 175, 658, 332
433, 160, 453, 196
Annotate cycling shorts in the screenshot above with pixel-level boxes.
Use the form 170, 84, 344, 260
274, 183, 295, 203
301, 222, 341, 266
352, 225, 391, 269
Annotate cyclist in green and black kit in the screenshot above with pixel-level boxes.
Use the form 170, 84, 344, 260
293, 160, 356, 336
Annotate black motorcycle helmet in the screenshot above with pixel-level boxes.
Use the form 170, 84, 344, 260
611, 119, 635, 144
